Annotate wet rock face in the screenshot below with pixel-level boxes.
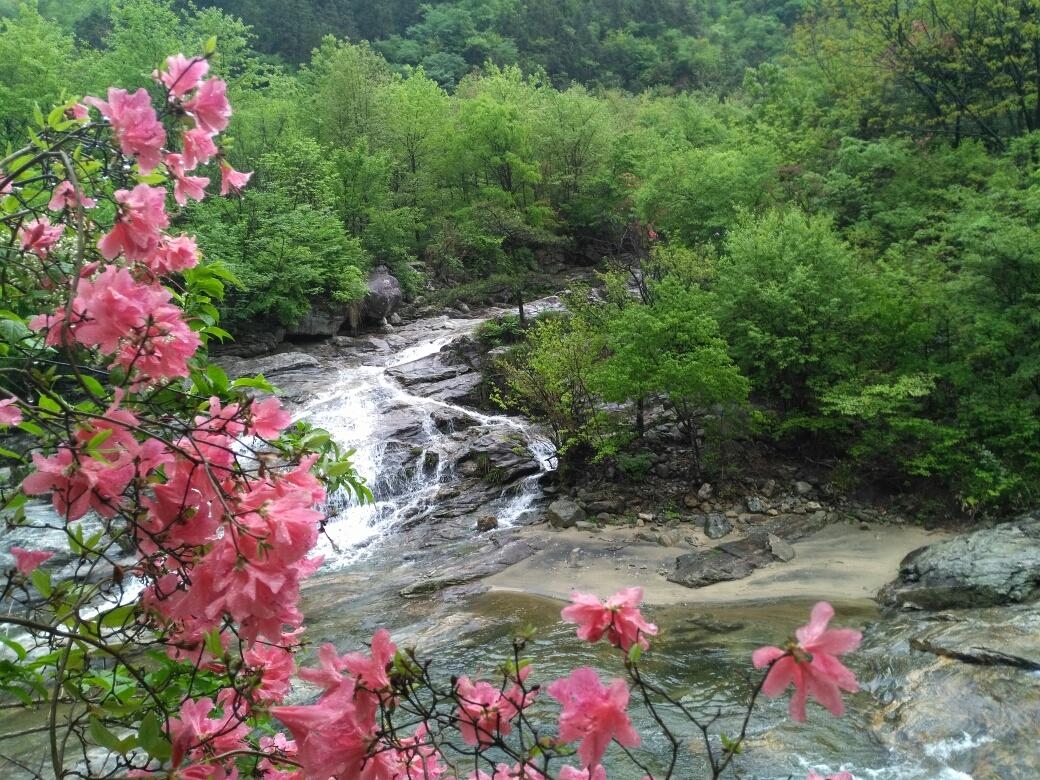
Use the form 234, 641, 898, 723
361, 266, 403, 324
863, 604, 1040, 780
880, 510, 1040, 609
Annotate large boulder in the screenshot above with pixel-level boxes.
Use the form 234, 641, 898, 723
880, 510, 1040, 609
361, 265, 403, 324
547, 499, 586, 529
288, 300, 354, 338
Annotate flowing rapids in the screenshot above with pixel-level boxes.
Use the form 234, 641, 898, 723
297, 313, 1002, 780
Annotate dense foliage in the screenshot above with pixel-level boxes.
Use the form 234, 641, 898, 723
2, 0, 1037, 512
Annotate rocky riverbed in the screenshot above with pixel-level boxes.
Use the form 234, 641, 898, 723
210, 302, 1040, 780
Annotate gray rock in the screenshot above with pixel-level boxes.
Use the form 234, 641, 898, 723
697, 482, 713, 500
704, 513, 733, 539
220, 351, 320, 378
669, 548, 755, 587
794, 480, 814, 496
548, 499, 586, 529
767, 533, 796, 562
657, 531, 680, 547
760, 478, 776, 498
389, 312, 403, 326
880, 510, 1040, 609
745, 496, 768, 513
361, 266, 403, 324
654, 463, 670, 478
288, 300, 354, 338
586, 499, 623, 514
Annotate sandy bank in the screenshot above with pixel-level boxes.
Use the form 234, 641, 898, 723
486, 520, 950, 606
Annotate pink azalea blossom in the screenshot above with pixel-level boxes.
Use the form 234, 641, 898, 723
66, 103, 89, 120
807, 772, 854, 780
48, 180, 96, 211
491, 762, 545, 780
561, 587, 658, 652
547, 667, 640, 768
271, 682, 370, 779
156, 54, 210, 98
219, 159, 252, 196
455, 667, 534, 747
559, 765, 607, 780
752, 601, 862, 722
184, 78, 231, 134
0, 399, 21, 426
182, 127, 218, 169
85, 88, 166, 173
19, 216, 64, 258
98, 184, 169, 261
249, 396, 292, 439
168, 697, 250, 769
11, 547, 54, 575
165, 153, 210, 205
243, 642, 295, 704
150, 234, 200, 275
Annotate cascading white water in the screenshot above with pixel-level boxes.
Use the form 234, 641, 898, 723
301, 315, 555, 567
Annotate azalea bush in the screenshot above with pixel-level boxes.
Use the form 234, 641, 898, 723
0, 48, 862, 780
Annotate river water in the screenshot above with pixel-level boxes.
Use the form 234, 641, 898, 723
293, 314, 992, 780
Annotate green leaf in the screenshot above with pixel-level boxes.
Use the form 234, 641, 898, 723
231, 375, 275, 392
37, 395, 62, 414
138, 712, 170, 761
30, 569, 52, 597
627, 643, 643, 664
0, 636, 28, 661
89, 716, 127, 754
204, 35, 218, 56
205, 364, 228, 394
80, 375, 107, 398
99, 604, 136, 630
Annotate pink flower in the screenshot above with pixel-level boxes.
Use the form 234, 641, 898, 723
19, 216, 64, 258
271, 682, 369, 779
219, 159, 251, 195
150, 234, 200, 275
244, 642, 295, 704
98, 184, 169, 261
559, 766, 606, 780
85, 88, 166, 173
168, 697, 249, 768
249, 397, 292, 439
11, 547, 53, 575
807, 772, 854, 780
156, 54, 210, 98
0, 399, 21, 426
491, 762, 544, 780
165, 153, 210, 205
547, 667, 640, 768
455, 667, 534, 747
184, 78, 231, 134
67, 103, 89, 121
752, 601, 862, 722
561, 587, 658, 652
182, 127, 218, 169
48, 180, 97, 211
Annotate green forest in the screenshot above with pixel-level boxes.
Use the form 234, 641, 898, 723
3, 0, 1038, 516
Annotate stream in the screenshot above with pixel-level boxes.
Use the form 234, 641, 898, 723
0, 307, 1034, 778
283, 310, 1016, 780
